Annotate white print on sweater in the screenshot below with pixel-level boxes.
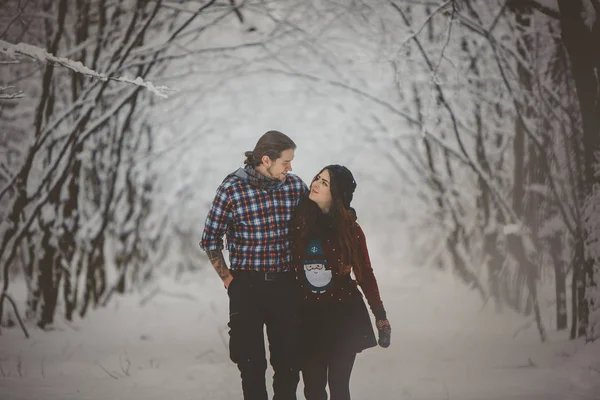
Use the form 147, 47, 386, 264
304, 262, 332, 294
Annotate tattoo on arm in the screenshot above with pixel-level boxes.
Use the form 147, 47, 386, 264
206, 250, 231, 281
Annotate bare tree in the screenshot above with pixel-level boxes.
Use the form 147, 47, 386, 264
556, 0, 600, 340
0, 0, 245, 334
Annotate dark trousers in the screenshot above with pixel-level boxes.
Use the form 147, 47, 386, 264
228, 271, 301, 400
302, 352, 357, 400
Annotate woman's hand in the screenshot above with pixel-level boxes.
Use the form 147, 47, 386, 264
376, 319, 391, 348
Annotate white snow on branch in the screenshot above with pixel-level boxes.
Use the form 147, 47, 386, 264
502, 223, 522, 236
0, 40, 177, 98
581, 0, 598, 30
0, 85, 24, 99
113, 75, 177, 98
536, 0, 559, 12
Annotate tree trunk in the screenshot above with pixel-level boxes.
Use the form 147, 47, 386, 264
571, 233, 587, 338
471, 41, 504, 311
549, 234, 568, 330
484, 232, 504, 313
557, 0, 600, 340
507, 234, 547, 341
61, 159, 81, 322
506, 2, 547, 341
448, 214, 487, 301
37, 228, 61, 329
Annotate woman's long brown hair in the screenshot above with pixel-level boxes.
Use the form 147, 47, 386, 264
289, 168, 364, 281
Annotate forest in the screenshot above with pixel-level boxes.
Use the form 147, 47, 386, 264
1, 0, 599, 346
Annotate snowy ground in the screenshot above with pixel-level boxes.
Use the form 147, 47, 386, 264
1, 267, 599, 400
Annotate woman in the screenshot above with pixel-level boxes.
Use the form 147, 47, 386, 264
289, 164, 391, 400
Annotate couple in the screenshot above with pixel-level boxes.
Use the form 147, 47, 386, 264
200, 130, 391, 400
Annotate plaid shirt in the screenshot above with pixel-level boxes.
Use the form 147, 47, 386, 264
200, 166, 308, 272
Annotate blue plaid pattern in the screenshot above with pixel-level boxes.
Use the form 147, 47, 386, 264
200, 171, 308, 272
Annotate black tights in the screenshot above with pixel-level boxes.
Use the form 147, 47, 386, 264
302, 352, 357, 400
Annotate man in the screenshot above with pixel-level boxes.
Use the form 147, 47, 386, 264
200, 130, 308, 400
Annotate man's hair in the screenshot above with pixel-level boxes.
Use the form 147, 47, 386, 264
244, 130, 296, 166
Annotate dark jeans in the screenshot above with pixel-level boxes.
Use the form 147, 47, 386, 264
228, 271, 301, 400
302, 352, 357, 400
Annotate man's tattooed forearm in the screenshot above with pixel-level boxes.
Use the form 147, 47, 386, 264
206, 250, 231, 280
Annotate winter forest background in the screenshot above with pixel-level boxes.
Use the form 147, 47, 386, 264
1, 0, 600, 399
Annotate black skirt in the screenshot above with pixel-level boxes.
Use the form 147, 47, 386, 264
299, 294, 377, 357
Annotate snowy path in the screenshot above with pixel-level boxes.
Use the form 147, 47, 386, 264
1, 269, 599, 400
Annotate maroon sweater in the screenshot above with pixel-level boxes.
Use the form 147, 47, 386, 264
293, 222, 385, 318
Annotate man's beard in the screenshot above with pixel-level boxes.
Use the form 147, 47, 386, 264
267, 166, 285, 181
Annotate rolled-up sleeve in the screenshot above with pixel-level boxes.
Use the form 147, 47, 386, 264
200, 184, 233, 251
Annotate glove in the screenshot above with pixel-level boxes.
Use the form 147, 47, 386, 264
376, 319, 391, 348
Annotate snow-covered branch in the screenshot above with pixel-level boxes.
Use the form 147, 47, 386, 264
0, 85, 24, 99
521, 0, 561, 19
0, 40, 177, 98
